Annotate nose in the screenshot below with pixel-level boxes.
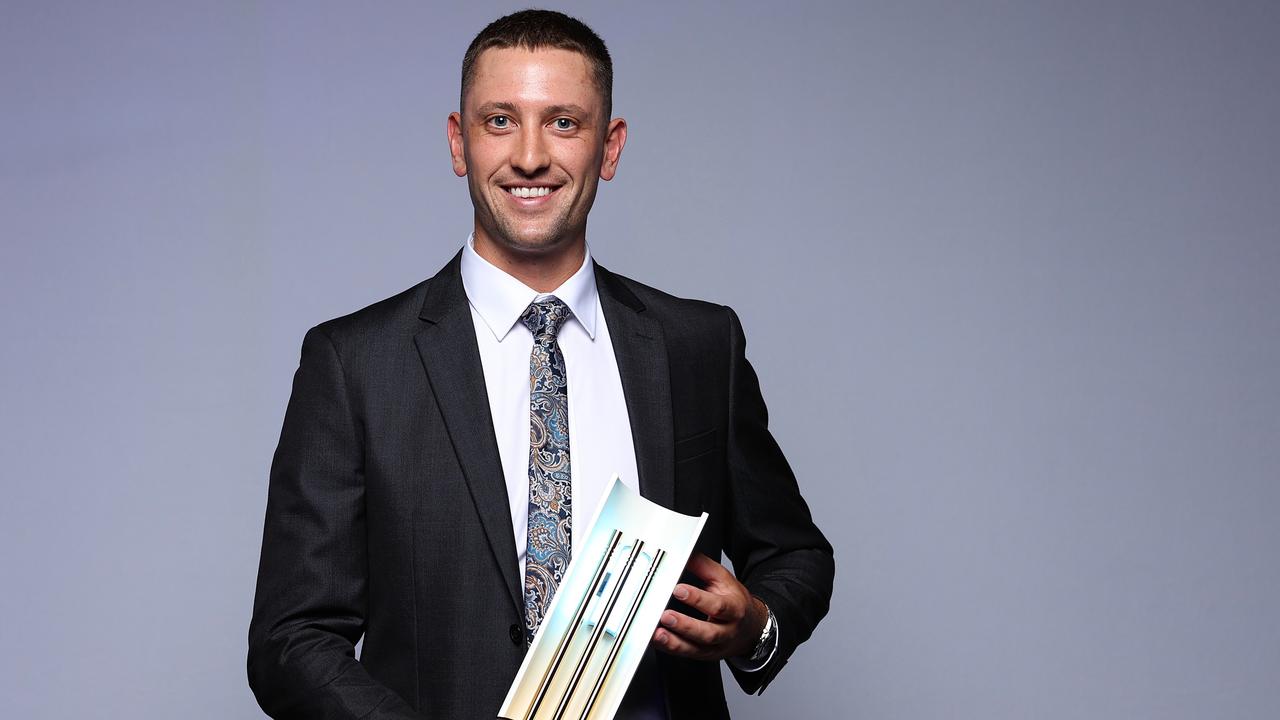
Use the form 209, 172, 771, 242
511, 125, 550, 176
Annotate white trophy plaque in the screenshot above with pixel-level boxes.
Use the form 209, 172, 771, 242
499, 477, 707, 720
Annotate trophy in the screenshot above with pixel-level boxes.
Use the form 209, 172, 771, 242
499, 477, 707, 720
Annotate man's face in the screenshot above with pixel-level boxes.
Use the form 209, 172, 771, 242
448, 47, 626, 258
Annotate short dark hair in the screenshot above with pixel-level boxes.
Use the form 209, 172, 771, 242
460, 9, 613, 120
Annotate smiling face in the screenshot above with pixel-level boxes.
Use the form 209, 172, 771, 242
448, 47, 626, 274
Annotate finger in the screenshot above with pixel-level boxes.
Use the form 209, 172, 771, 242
652, 624, 714, 660
658, 608, 726, 647
684, 552, 732, 585
673, 583, 739, 622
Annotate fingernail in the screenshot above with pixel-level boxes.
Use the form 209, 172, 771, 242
673, 586, 688, 600
662, 612, 676, 627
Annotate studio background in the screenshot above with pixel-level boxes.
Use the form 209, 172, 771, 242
3, 1, 1278, 718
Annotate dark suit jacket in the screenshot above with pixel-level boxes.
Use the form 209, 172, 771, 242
248, 254, 834, 719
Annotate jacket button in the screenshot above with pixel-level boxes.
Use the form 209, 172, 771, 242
509, 623, 524, 646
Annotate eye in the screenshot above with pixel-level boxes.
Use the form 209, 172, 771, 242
487, 115, 511, 130
552, 117, 576, 131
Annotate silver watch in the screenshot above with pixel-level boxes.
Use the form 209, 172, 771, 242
748, 605, 777, 662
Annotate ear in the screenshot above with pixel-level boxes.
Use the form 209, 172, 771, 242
599, 117, 627, 181
447, 112, 467, 177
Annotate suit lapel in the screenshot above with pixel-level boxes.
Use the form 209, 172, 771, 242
596, 265, 675, 511
414, 255, 523, 615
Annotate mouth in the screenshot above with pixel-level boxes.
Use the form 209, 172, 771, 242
501, 184, 562, 202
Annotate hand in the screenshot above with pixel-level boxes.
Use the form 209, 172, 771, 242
650, 553, 767, 661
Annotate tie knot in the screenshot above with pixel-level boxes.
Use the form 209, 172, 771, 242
520, 297, 570, 341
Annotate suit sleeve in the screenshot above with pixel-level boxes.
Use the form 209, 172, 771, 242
248, 327, 422, 719
720, 306, 836, 695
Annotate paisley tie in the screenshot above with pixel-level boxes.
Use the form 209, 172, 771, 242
520, 297, 573, 643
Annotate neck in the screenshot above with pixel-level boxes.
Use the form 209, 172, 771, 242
472, 233, 586, 293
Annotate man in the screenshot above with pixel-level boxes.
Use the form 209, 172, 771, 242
248, 10, 833, 719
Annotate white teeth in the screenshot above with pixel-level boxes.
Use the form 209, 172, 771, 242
509, 186, 551, 198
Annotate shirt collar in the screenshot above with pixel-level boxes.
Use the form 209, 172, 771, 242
460, 234, 599, 342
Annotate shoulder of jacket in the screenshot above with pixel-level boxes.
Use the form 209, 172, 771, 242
596, 264, 732, 327
307, 276, 433, 351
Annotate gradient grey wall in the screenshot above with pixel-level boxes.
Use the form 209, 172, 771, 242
3, 1, 1278, 717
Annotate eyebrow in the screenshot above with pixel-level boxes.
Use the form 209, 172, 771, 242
473, 101, 519, 116
543, 104, 590, 118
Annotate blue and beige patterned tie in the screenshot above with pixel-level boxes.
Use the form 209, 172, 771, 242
521, 297, 573, 643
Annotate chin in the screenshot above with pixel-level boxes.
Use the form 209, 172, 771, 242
496, 226, 577, 254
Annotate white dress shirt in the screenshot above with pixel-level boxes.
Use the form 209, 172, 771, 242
460, 236, 640, 576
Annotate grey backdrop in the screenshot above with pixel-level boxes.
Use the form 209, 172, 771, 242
3, 1, 1278, 718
